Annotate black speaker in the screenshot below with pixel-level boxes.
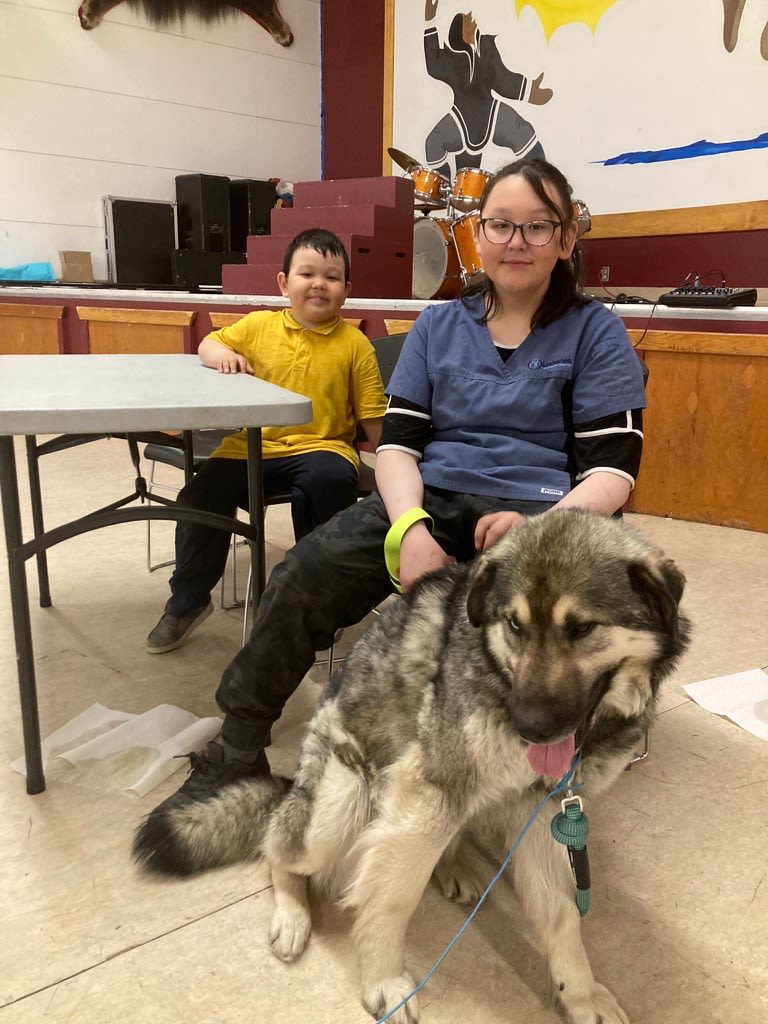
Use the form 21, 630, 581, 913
104, 196, 176, 286
172, 250, 246, 290
175, 173, 231, 253
229, 178, 277, 250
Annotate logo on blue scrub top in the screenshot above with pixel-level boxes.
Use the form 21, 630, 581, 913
528, 358, 571, 370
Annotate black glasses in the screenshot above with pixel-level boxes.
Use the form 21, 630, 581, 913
479, 218, 562, 246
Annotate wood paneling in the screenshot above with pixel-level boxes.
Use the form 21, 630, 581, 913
0, 303, 64, 354
628, 330, 768, 358
77, 307, 196, 354
209, 312, 363, 330
589, 200, 768, 239
631, 333, 768, 532
383, 318, 414, 335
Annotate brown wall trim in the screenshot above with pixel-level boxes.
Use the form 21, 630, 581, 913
382, 0, 395, 174
630, 329, 768, 357
0, 303, 66, 319
589, 200, 768, 239
76, 307, 196, 326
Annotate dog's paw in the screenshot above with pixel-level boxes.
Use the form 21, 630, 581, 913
78, 3, 97, 28
558, 981, 630, 1024
268, 905, 312, 962
433, 861, 486, 905
361, 973, 419, 1023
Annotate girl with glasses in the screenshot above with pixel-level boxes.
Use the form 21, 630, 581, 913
139, 158, 647, 827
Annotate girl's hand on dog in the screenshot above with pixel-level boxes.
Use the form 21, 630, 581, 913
400, 525, 455, 591
475, 511, 525, 552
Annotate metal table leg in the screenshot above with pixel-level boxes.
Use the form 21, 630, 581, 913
0, 436, 45, 794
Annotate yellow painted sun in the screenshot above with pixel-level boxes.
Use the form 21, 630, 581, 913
515, 0, 620, 38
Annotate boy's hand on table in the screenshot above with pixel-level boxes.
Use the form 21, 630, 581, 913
213, 354, 254, 375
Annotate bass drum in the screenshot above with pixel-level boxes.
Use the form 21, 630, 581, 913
412, 217, 461, 300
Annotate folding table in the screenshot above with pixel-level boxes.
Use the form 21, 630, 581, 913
0, 354, 312, 794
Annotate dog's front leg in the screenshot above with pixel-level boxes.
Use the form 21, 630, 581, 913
268, 866, 312, 962
512, 816, 630, 1024
346, 787, 457, 1023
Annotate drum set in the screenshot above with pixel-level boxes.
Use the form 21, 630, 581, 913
388, 147, 592, 302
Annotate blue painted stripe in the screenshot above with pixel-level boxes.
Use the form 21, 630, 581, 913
597, 132, 768, 165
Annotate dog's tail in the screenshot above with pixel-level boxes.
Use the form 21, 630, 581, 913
132, 774, 291, 876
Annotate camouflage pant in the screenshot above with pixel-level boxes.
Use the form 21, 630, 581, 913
216, 488, 552, 751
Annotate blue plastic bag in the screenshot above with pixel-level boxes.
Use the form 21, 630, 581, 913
0, 262, 56, 282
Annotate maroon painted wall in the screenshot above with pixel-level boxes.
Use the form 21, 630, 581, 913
580, 231, 768, 290
321, 1, 386, 179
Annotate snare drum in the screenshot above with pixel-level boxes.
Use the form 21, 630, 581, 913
450, 213, 484, 284
412, 216, 461, 299
409, 165, 449, 209
449, 168, 491, 213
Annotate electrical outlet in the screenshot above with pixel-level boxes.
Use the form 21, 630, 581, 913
599, 266, 611, 283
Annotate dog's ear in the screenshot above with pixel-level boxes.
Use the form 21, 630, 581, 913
627, 558, 686, 641
466, 558, 497, 627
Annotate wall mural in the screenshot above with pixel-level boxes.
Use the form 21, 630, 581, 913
422, 0, 552, 179
77, 0, 294, 46
389, 0, 767, 213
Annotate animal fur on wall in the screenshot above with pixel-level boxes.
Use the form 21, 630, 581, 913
78, 0, 294, 47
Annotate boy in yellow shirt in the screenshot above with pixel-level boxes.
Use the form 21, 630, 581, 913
147, 228, 387, 653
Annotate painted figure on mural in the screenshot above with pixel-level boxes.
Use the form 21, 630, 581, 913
423, 0, 553, 178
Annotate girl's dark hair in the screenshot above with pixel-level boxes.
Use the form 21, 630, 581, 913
282, 228, 350, 282
461, 157, 587, 328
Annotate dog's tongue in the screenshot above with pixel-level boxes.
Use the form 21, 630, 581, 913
526, 734, 576, 780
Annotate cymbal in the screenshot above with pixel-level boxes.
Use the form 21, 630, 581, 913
387, 146, 421, 174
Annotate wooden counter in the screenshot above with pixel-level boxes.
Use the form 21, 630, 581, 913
2, 286, 767, 532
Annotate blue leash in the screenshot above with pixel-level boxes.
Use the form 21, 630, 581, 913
374, 757, 585, 1023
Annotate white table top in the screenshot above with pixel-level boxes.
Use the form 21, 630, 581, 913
0, 354, 313, 436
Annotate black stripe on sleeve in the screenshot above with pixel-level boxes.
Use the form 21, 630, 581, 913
572, 409, 644, 485
377, 395, 432, 458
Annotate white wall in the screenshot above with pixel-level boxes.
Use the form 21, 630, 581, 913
0, 0, 321, 279
391, 0, 767, 215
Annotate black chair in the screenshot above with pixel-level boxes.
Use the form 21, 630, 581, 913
144, 430, 292, 608
242, 331, 410, 656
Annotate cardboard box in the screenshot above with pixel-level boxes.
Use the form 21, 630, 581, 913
59, 251, 94, 282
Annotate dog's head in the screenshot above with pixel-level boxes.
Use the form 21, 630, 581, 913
466, 511, 690, 772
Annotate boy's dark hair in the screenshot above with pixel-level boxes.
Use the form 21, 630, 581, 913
282, 228, 351, 282
461, 157, 588, 329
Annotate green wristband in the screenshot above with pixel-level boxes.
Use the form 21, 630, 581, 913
384, 507, 434, 593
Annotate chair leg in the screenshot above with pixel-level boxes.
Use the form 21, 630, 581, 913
220, 534, 247, 611
240, 563, 340, 678
146, 458, 175, 573
627, 728, 650, 768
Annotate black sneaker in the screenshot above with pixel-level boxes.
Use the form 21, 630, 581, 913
146, 602, 213, 654
132, 741, 271, 874
163, 740, 269, 808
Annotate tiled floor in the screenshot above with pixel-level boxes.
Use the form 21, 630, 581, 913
1, 437, 766, 1023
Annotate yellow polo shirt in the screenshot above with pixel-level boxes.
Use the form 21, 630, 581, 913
208, 309, 387, 469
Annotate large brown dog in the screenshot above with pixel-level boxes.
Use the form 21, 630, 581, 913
78, 0, 294, 47
134, 511, 691, 1023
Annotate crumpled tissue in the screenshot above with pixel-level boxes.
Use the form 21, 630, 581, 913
683, 667, 768, 742
11, 703, 222, 796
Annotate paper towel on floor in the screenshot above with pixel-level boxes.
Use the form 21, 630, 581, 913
11, 703, 222, 796
684, 668, 768, 741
